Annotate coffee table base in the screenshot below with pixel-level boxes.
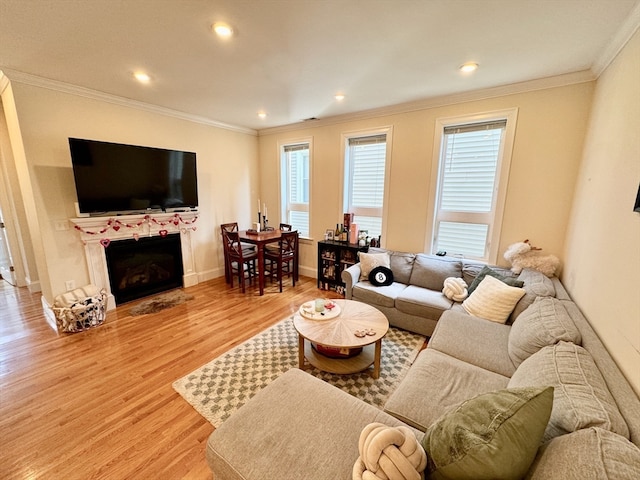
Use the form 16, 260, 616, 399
298, 336, 382, 379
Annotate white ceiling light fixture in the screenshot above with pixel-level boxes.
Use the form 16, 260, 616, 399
459, 62, 479, 73
257, 111, 267, 119
213, 22, 234, 38
133, 71, 151, 84
334, 93, 345, 101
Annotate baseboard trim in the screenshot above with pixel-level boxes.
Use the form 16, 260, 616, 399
28, 280, 41, 294
40, 296, 58, 332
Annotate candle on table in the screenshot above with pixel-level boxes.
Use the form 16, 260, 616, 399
258, 199, 261, 213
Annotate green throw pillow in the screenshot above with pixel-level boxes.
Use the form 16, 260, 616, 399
422, 386, 553, 480
467, 266, 524, 295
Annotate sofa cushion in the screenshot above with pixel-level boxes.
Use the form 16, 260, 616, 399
461, 260, 485, 286
508, 342, 630, 442
510, 269, 556, 322
429, 310, 516, 378
409, 254, 462, 291
462, 275, 526, 323
559, 300, 640, 445
461, 261, 516, 288
384, 349, 510, 432
353, 281, 407, 308
395, 285, 453, 320
526, 427, 640, 480
467, 265, 524, 294
369, 247, 416, 284
206, 369, 420, 480
509, 297, 581, 368
422, 387, 553, 480
358, 251, 391, 281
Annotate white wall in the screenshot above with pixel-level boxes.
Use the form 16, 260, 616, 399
258, 82, 594, 273
563, 29, 640, 395
7, 81, 258, 305
0, 79, 44, 293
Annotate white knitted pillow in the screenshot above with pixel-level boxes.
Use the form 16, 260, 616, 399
462, 275, 526, 323
442, 277, 468, 302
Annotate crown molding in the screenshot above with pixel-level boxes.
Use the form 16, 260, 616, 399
591, 3, 640, 77
2, 67, 597, 138
257, 70, 595, 136
0, 68, 257, 136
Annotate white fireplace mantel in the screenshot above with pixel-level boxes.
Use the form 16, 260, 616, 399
70, 211, 199, 310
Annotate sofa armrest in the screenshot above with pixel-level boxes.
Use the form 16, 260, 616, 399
341, 263, 361, 299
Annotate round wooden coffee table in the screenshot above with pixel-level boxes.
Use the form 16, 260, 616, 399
293, 299, 389, 379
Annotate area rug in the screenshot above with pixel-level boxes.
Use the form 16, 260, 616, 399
129, 290, 194, 316
172, 317, 426, 427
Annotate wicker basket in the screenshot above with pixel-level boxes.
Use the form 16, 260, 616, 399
52, 285, 107, 333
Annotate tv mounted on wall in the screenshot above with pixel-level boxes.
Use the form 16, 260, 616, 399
69, 138, 198, 215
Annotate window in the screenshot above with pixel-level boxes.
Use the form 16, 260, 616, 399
429, 110, 517, 262
280, 141, 310, 237
342, 129, 391, 241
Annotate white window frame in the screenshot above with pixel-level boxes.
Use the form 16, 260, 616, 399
278, 138, 312, 238
425, 108, 518, 263
340, 126, 393, 244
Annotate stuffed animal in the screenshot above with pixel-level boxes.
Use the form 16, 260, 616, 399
503, 239, 560, 278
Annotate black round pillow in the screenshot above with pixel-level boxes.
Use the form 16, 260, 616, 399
369, 266, 394, 286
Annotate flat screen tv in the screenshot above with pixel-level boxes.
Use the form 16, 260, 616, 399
69, 138, 198, 215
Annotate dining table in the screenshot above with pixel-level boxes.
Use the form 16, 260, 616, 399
238, 229, 284, 295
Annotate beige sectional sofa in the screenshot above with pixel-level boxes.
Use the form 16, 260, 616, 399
206, 256, 640, 479
342, 248, 549, 336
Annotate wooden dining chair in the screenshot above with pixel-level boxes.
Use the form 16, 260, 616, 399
264, 231, 299, 292
278, 224, 298, 280
223, 230, 258, 293
221, 222, 255, 283
265, 223, 293, 255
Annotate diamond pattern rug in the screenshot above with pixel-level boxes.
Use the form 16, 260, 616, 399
172, 316, 426, 427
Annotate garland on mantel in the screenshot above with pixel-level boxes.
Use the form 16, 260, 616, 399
73, 213, 198, 247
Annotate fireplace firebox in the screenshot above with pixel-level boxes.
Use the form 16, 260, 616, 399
105, 234, 184, 304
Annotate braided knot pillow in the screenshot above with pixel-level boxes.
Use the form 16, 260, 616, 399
442, 276, 468, 302
352, 423, 427, 480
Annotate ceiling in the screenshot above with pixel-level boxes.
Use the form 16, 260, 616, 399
1, 0, 639, 132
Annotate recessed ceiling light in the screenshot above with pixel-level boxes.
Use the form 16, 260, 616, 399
257, 111, 267, 119
213, 22, 233, 38
334, 93, 345, 101
133, 72, 151, 84
459, 62, 479, 73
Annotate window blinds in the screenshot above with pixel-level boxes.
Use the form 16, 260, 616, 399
348, 136, 386, 208
440, 121, 505, 213
345, 134, 387, 239
282, 143, 309, 236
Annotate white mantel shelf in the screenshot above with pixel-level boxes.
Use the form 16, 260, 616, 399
70, 211, 199, 310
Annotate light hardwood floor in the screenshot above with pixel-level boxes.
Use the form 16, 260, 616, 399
0, 275, 341, 479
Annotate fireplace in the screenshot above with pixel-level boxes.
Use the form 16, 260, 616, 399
70, 212, 199, 310
105, 234, 184, 304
